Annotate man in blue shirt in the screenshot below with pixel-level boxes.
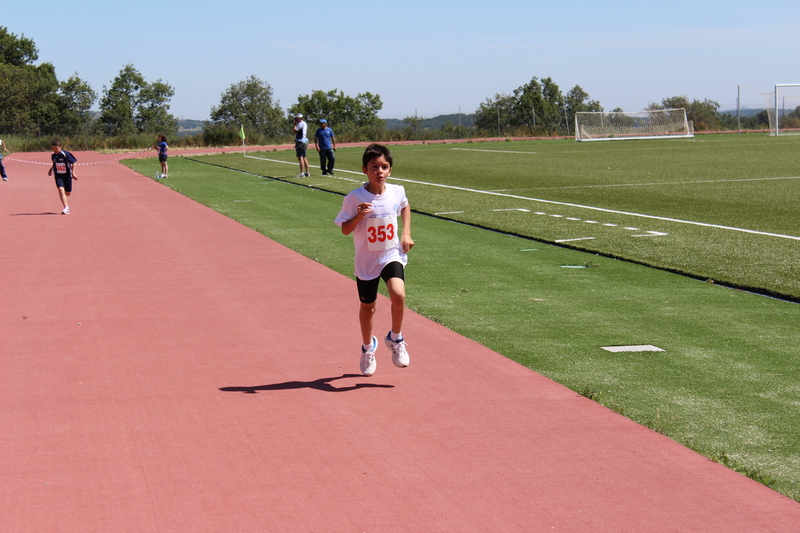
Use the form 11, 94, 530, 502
314, 119, 336, 176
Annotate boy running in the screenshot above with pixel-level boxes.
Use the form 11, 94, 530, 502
48, 139, 77, 215
335, 144, 414, 376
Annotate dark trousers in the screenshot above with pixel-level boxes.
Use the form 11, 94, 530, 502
0, 158, 7, 179
319, 149, 335, 174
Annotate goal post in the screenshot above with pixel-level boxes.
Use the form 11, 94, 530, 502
764, 84, 800, 136
575, 108, 693, 142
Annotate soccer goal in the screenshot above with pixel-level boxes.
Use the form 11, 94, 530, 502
575, 108, 693, 142
763, 84, 800, 136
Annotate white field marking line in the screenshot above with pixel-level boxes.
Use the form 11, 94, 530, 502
452, 148, 537, 154
387, 175, 800, 241
632, 231, 669, 237
435, 211, 465, 215
244, 154, 362, 183
493, 208, 531, 212
602, 344, 665, 353
533, 208, 667, 237
556, 237, 596, 243
532, 175, 800, 191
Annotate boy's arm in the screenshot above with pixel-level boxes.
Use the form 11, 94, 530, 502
400, 204, 414, 252
340, 203, 372, 236
67, 152, 78, 179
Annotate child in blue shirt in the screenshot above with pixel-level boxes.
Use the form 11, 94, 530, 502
153, 135, 168, 178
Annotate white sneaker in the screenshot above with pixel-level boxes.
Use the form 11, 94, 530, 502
62, 206, 70, 215
385, 333, 409, 368
360, 336, 378, 376
304, 172, 310, 177
295, 173, 305, 178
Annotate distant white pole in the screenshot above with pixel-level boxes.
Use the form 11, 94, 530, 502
774, 85, 779, 136
737, 86, 741, 136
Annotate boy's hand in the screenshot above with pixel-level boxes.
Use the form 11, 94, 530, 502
401, 236, 414, 253
72, 174, 78, 180
357, 203, 372, 218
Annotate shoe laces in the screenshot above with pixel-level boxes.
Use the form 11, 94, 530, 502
394, 340, 408, 356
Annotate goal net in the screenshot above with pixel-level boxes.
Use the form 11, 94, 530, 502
575, 108, 693, 142
763, 84, 800, 136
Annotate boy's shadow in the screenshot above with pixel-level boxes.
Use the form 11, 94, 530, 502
219, 374, 394, 394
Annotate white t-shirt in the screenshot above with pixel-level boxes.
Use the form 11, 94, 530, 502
335, 183, 409, 280
294, 121, 308, 143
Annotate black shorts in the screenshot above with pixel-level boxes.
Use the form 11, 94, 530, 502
295, 142, 308, 158
55, 175, 73, 193
356, 262, 405, 304
158, 154, 168, 163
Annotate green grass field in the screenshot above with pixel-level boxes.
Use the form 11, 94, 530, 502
124, 134, 800, 501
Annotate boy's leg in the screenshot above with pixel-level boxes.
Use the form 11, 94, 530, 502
384, 276, 410, 368
58, 187, 68, 208
385, 277, 406, 335
359, 301, 377, 345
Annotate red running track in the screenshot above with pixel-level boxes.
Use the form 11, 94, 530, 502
1, 151, 798, 532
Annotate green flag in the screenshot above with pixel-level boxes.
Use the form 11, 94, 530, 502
239, 124, 246, 140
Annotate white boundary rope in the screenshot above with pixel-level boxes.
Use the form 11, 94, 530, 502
5, 147, 154, 166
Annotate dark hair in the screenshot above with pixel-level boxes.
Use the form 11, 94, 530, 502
159, 135, 168, 144
52, 139, 62, 147
362, 143, 393, 168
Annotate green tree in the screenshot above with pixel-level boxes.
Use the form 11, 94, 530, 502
58, 74, 97, 137
539, 78, 566, 128
476, 76, 584, 135
474, 93, 516, 135
209, 75, 283, 138
0, 28, 63, 135
288, 89, 384, 129
288, 89, 384, 130
564, 85, 602, 128
402, 114, 424, 137
99, 64, 178, 136
0, 26, 38, 67
650, 95, 721, 131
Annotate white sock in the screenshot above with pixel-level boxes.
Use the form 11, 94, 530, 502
390, 330, 402, 342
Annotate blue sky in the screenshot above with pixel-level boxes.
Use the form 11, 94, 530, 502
4, 0, 798, 120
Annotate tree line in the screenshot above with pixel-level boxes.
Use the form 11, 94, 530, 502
0, 26, 773, 150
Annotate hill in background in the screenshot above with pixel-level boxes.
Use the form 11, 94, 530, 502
177, 119, 205, 136
382, 113, 475, 131
720, 107, 765, 117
